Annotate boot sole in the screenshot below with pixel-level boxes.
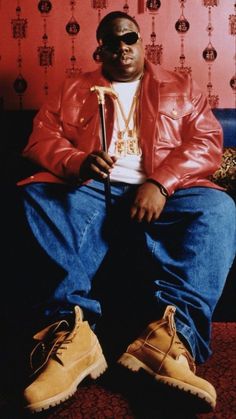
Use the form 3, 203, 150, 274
118, 352, 216, 411
25, 354, 108, 413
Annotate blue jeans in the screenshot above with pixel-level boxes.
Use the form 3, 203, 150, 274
20, 181, 236, 363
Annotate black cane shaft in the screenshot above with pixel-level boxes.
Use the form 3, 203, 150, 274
99, 104, 111, 210
99, 104, 107, 152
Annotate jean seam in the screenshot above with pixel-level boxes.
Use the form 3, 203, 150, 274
78, 209, 100, 252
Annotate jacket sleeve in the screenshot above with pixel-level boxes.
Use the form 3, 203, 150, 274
22, 80, 88, 181
149, 79, 223, 196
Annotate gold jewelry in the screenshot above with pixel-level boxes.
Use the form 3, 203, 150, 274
113, 84, 141, 158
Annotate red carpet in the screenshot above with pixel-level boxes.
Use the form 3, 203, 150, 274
0, 322, 235, 419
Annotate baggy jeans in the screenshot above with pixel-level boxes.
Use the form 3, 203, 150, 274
20, 180, 236, 363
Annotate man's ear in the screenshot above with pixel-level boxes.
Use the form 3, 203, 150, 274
93, 46, 103, 62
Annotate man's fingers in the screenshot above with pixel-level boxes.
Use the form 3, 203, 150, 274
130, 205, 138, 220
130, 204, 161, 223
130, 205, 146, 222
91, 153, 114, 173
97, 151, 115, 167
90, 163, 108, 179
79, 151, 116, 181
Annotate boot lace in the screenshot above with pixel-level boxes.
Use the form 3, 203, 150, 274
144, 307, 196, 373
30, 320, 73, 376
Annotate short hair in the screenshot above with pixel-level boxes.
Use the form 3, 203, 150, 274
96, 11, 140, 42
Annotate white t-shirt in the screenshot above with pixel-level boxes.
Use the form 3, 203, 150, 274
108, 80, 146, 184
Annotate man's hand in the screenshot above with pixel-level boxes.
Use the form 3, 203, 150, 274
130, 182, 167, 223
79, 151, 117, 181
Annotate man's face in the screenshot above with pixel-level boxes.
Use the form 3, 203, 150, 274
99, 18, 145, 82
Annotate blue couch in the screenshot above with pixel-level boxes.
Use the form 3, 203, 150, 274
210, 109, 236, 199
213, 108, 236, 147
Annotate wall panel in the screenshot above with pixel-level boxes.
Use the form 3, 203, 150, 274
0, 1, 235, 109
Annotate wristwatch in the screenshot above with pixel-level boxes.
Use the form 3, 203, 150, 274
146, 179, 169, 198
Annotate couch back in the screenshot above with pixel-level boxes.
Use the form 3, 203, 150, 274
212, 108, 236, 147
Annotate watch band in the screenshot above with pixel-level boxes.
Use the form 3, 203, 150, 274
146, 179, 169, 198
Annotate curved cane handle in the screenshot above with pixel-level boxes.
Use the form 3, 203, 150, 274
90, 85, 118, 105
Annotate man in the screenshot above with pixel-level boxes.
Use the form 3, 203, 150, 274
16, 10, 235, 414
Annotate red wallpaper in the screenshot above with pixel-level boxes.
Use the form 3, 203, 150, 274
0, 0, 235, 110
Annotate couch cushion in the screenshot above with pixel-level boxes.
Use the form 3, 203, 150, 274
210, 147, 236, 198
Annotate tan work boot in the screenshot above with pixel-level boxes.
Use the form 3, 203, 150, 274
23, 306, 107, 413
118, 305, 216, 411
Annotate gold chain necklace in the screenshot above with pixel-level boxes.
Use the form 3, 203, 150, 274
113, 83, 141, 157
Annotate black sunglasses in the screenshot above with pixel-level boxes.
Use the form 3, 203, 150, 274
101, 32, 140, 52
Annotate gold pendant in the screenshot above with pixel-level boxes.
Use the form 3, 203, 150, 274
117, 130, 124, 140
115, 141, 126, 157
127, 135, 140, 155
114, 131, 126, 157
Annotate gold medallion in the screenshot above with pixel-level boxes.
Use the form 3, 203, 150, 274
127, 136, 141, 155
113, 84, 141, 158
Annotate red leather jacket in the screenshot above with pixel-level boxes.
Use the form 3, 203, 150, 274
18, 60, 223, 196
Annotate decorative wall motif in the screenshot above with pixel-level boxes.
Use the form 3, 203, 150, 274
123, 0, 129, 14
0, 1, 234, 109
174, 0, 192, 75
202, 2, 219, 108
137, 0, 145, 14
145, 2, 163, 65
11, 1, 28, 109
146, 1, 161, 12
229, 4, 236, 35
65, 0, 81, 78
229, 2, 236, 106
203, 0, 219, 6
91, 0, 108, 23
37, 0, 54, 96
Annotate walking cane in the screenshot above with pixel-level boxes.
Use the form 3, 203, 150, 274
90, 86, 118, 212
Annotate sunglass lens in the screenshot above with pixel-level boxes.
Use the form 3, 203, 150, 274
102, 32, 139, 51
123, 32, 139, 45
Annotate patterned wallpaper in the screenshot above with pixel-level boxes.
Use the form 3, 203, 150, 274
0, 0, 235, 110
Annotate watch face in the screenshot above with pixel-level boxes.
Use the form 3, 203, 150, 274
160, 186, 168, 197
147, 179, 168, 197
